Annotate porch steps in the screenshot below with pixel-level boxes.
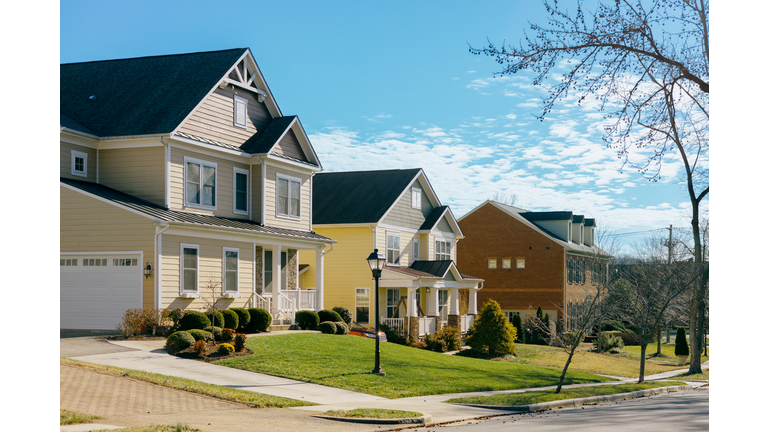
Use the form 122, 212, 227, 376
267, 324, 298, 332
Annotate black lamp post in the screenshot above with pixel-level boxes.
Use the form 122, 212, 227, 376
366, 248, 386, 376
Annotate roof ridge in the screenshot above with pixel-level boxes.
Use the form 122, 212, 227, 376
61, 48, 247, 66
317, 168, 422, 175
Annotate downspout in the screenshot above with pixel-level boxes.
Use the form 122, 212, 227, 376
160, 136, 171, 208
96, 149, 99, 184
256, 156, 267, 224
154, 222, 170, 309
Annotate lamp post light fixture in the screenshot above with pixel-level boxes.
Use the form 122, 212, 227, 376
366, 248, 386, 376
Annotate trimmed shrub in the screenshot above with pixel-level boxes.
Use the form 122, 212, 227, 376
332, 306, 353, 325
318, 321, 337, 334
379, 323, 407, 345
465, 299, 517, 356
218, 343, 235, 354
248, 308, 272, 332
675, 327, 689, 356
296, 310, 320, 330
193, 339, 207, 356
221, 328, 236, 343
335, 321, 349, 335
408, 338, 427, 350
425, 333, 448, 352
231, 308, 251, 331
234, 333, 247, 351
615, 331, 642, 346
597, 331, 624, 352
204, 326, 222, 341
221, 309, 239, 331
425, 326, 462, 352
166, 331, 195, 355
318, 309, 344, 323
187, 329, 212, 342
511, 313, 523, 343
206, 311, 225, 328
178, 311, 211, 331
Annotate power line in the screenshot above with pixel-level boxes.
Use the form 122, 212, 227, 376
604, 228, 667, 238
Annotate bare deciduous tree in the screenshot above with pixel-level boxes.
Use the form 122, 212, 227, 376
471, 0, 709, 373
200, 276, 225, 343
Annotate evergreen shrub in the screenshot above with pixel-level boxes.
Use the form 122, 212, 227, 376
248, 308, 272, 332
166, 331, 195, 354
296, 310, 320, 330
187, 329, 212, 341
221, 309, 239, 330
234, 333, 247, 351
335, 321, 349, 335
675, 327, 689, 356
218, 343, 235, 354
206, 311, 224, 328
178, 311, 211, 331
222, 328, 236, 342
231, 307, 251, 330
318, 309, 343, 323
318, 321, 337, 334
465, 299, 517, 356
332, 306, 353, 325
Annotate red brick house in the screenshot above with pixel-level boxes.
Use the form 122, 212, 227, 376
457, 200, 610, 330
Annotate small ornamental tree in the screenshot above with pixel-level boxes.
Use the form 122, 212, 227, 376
675, 327, 689, 357
511, 313, 523, 343
465, 299, 517, 356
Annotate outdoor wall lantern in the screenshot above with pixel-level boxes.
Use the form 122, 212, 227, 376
366, 248, 386, 376
144, 262, 152, 279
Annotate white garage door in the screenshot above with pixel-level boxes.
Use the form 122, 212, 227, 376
60, 254, 143, 330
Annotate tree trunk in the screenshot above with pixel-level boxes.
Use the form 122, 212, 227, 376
556, 347, 576, 394
687, 190, 707, 374
638, 343, 647, 383
655, 329, 661, 355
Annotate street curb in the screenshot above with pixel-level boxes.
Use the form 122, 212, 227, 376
311, 413, 432, 425
452, 385, 693, 413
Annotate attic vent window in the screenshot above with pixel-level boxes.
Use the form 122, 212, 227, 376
411, 187, 422, 209
234, 95, 248, 129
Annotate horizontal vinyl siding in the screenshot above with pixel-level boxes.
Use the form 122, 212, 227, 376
60, 142, 97, 182
264, 164, 311, 231
162, 234, 254, 311
534, 220, 569, 242
381, 178, 433, 229
60, 186, 155, 308
169, 147, 252, 219
100, 146, 165, 206
176, 87, 271, 148
271, 129, 307, 162
300, 227, 374, 318
377, 227, 418, 267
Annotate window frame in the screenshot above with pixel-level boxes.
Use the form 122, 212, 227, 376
386, 288, 401, 319
275, 173, 302, 220
184, 156, 217, 210
411, 187, 422, 209
233, 95, 248, 129
501, 258, 512, 269
233, 167, 249, 216
355, 288, 370, 324
412, 237, 420, 261
222, 247, 240, 297
435, 238, 452, 261
516, 258, 525, 269
71, 150, 88, 177
180, 243, 200, 298
487, 258, 497, 269
386, 231, 401, 266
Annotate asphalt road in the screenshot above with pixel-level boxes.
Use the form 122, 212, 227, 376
421, 387, 709, 432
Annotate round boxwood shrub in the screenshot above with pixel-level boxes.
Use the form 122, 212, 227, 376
230, 307, 251, 331
318, 309, 343, 323
318, 321, 337, 334
178, 310, 211, 331
218, 343, 235, 354
332, 306, 353, 325
248, 308, 272, 332
204, 326, 222, 341
334, 321, 349, 335
206, 311, 224, 328
296, 310, 320, 330
675, 327, 689, 356
221, 309, 239, 330
187, 329, 212, 341
166, 331, 195, 354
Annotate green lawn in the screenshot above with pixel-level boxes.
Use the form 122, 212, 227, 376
621, 341, 709, 365
214, 333, 612, 398
446, 381, 688, 406
60, 409, 101, 425
321, 408, 423, 419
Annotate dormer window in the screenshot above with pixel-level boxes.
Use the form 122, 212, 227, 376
276, 173, 301, 219
234, 95, 248, 129
71, 150, 87, 177
411, 187, 422, 209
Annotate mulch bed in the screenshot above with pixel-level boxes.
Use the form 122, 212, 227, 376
174, 341, 253, 362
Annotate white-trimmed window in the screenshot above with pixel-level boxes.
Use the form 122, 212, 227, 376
71, 150, 87, 177
356, 288, 370, 324
502, 258, 512, 269
60, 258, 78, 266
233, 168, 249, 215
516, 258, 526, 269
387, 288, 401, 319
113, 258, 138, 266
438, 289, 448, 318
181, 244, 199, 296
234, 95, 248, 129
487, 258, 497, 269
276, 173, 301, 219
386, 231, 400, 265
185, 157, 217, 209
413, 237, 420, 261
223, 248, 239, 296
83, 258, 107, 267
435, 239, 451, 261
411, 187, 422, 209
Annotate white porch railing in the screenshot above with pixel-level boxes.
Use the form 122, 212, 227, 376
460, 315, 475, 333
418, 317, 436, 336
381, 318, 405, 336
281, 289, 316, 311
253, 293, 271, 311
277, 292, 296, 325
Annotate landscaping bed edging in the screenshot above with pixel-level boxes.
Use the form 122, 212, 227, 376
310, 414, 432, 425
452, 385, 693, 413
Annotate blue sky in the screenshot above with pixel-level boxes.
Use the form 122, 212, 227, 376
58, 0, 707, 249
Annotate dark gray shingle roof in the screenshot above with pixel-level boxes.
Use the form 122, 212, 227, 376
61, 48, 248, 137
419, 206, 449, 230
312, 169, 422, 224
520, 211, 573, 222
61, 177, 332, 242
240, 115, 297, 154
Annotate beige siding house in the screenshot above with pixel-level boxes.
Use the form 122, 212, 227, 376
60, 48, 334, 330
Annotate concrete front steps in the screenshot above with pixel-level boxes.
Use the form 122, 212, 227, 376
266, 324, 297, 331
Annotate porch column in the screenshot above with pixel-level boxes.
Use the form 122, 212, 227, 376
407, 287, 419, 340
448, 287, 460, 329
426, 287, 438, 316
315, 245, 324, 311
271, 244, 281, 316
468, 288, 478, 315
